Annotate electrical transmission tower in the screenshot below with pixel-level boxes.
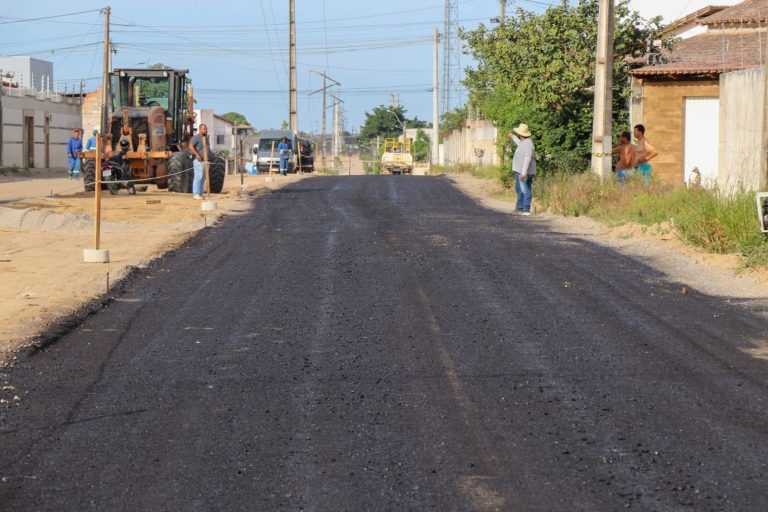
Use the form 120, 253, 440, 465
442, 0, 460, 115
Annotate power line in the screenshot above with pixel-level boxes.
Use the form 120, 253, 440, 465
0, 8, 100, 25
259, 0, 286, 107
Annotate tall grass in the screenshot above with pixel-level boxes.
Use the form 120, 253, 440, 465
438, 163, 506, 182
533, 172, 767, 265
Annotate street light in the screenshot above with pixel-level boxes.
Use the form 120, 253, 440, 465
387, 108, 407, 143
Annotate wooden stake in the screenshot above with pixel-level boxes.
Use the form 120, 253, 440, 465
94, 136, 102, 249
269, 140, 275, 175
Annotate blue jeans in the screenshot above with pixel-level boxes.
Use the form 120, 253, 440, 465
515, 172, 534, 212
193, 158, 206, 195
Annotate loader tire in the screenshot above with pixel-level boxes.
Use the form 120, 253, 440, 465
167, 151, 193, 193
83, 159, 96, 192
208, 153, 225, 194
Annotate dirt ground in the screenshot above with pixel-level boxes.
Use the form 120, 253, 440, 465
0, 168, 307, 366
1, 169, 765, 366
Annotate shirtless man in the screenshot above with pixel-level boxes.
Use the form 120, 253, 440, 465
632, 124, 658, 187
612, 131, 634, 183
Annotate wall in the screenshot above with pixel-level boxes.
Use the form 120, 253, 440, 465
637, 79, 719, 184
1, 87, 82, 169
442, 118, 498, 167
81, 87, 102, 137
719, 66, 766, 191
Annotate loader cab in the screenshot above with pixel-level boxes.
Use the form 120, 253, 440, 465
110, 68, 190, 149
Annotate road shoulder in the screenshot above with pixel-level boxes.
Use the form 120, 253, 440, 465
444, 172, 768, 301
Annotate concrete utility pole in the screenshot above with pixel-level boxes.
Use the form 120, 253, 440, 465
591, 0, 614, 180
330, 94, 344, 165
432, 28, 440, 165
500, 0, 505, 21
289, 0, 298, 132
309, 70, 340, 169
100, 6, 111, 144
0, 70, 7, 167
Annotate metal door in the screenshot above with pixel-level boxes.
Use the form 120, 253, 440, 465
683, 97, 719, 186
23, 116, 34, 168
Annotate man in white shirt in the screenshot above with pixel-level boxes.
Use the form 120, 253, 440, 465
508, 123, 537, 215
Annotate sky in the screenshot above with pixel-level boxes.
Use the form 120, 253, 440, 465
0, 0, 738, 134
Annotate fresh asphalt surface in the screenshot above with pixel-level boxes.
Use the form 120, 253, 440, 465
1, 176, 767, 511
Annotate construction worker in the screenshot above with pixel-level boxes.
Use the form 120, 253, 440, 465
85, 127, 99, 151
66, 128, 83, 179
277, 136, 292, 176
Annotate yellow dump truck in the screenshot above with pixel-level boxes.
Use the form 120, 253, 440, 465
380, 138, 413, 175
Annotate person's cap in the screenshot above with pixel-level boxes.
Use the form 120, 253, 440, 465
513, 123, 532, 137
92, 126, 99, 135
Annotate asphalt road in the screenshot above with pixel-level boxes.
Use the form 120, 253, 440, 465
1, 176, 767, 511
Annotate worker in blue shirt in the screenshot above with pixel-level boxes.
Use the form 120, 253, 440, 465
277, 136, 292, 176
66, 128, 83, 179
85, 127, 99, 151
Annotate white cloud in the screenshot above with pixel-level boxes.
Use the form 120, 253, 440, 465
629, 0, 740, 24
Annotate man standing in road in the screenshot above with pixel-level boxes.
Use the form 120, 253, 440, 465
508, 123, 536, 215
633, 124, 658, 188
189, 124, 210, 200
277, 136, 292, 176
66, 128, 83, 179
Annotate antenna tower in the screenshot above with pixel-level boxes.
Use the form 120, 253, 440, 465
442, 0, 460, 115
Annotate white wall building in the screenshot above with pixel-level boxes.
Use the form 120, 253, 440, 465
1, 84, 82, 169
193, 108, 235, 153
0, 56, 55, 92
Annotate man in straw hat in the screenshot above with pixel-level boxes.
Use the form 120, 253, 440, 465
508, 123, 537, 215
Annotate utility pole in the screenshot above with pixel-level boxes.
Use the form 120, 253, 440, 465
0, 71, 5, 167
591, 0, 614, 180
330, 94, 344, 165
100, 6, 111, 146
289, 0, 298, 132
500, 0, 505, 21
309, 70, 340, 169
432, 28, 440, 166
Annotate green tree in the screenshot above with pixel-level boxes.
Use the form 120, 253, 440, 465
440, 106, 468, 135
222, 112, 250, 126
461, 0, 661, 173
412, 129, 430, 162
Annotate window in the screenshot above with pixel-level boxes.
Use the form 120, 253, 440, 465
216, 135, 225, 145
